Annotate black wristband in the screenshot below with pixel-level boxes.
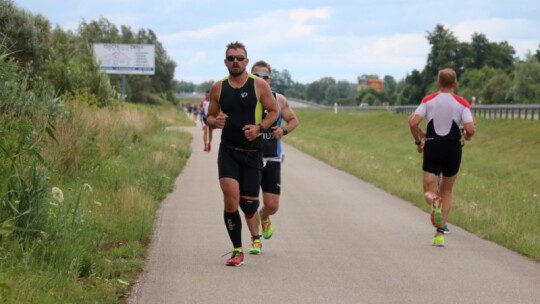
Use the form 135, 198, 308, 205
258, 124, 265, 134
282, 127, 288, 136
415, 140, 421, 146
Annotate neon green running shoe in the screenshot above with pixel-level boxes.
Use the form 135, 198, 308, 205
261, 217, 274, 239
432, 235, 445, 247
249, 238, 262, 255
430, 199, 444, 228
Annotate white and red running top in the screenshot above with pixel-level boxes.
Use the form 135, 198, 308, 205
415, 92, 474, 139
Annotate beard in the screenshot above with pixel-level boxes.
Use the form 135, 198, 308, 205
228, 66, 244, 77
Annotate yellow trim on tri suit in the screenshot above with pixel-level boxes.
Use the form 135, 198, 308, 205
250, 73, 264, 126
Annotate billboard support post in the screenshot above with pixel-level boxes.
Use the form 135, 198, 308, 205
121, 74, 127, 100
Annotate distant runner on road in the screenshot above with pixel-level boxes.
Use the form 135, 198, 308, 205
199, 90, 213, 152
408, 68, 475, 247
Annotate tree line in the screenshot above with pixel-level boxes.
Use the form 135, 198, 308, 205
179, 25, 540, 106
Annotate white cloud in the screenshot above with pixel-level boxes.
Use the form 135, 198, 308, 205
160, 22, 240, 43
370, 34, 429, 66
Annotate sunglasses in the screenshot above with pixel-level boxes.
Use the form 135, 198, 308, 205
226, 55, 246, 62
253, 72, 270, 79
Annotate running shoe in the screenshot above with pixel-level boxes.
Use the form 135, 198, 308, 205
443, 224, 450, 234
261, 217, 274, 239
432, 235, 445, 247
430, 199, 444, 228
225, 248, 244, 266
249, 239, 262, 255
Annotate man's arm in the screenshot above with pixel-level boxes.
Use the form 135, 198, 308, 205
272, 94, 298, 139
257, 78, 279, 129
463, 121, 475, 140
242, 78, 278, 141
408, 113, 425, 153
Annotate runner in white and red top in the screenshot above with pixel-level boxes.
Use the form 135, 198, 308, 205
408, 68, 476, 247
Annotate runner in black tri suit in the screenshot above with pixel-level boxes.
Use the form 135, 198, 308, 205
206, 42, 279, 266
244, 60, 299, 255
409, 68, 475, 247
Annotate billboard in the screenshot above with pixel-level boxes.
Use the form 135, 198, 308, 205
93, 43, 155, 75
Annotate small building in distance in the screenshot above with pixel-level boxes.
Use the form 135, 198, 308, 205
358, 75, 384, 92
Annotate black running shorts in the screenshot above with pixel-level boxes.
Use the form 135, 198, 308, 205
218, 143, 263, 197
261, 161, 281, 195
423, 140, 462, 177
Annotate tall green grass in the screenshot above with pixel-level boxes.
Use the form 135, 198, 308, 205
0, 101, 193, 303
286, 109, 540, 261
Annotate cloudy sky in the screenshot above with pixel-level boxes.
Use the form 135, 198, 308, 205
14, 0, 540, 84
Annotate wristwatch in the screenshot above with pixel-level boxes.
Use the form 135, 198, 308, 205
282, 127, 288, 136
258, 124, 265, 134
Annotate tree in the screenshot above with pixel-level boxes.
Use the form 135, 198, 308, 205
458, 66, 499, 102
44, 26, 116, 106
325, 85, 339, 102
174, 80, 195, 93
0, 0, 52, 75
306, 81, 325, 103
511, 54, 540, 104
355, 87, 386, 106
197, 80, 214, 93
482, 73, 513, 104
486, 41, 516, 71
284, 82, 306, 99
397, 70, 425, 105
336, 80, 356, 99
469, 33, 490, 69
271, 69, 293, 93
424, 24, 461, 80
383, 75, 397, 104
306, 77, 337, 104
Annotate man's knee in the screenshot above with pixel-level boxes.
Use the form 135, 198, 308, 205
239, 198, 260, 219
264, 202, 279, 214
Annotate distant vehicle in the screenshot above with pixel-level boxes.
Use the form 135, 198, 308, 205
359, 103, 369, 108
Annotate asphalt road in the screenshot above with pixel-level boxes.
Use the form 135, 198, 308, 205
128, 123, 540, 304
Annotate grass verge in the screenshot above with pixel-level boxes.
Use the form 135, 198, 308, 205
285, 109, 539, 261
0, 102, 194, 303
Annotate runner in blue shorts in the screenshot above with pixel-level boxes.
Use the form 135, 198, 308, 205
244, 60, 299, 254
206, 42, 279, 266
409, 68, 476, 247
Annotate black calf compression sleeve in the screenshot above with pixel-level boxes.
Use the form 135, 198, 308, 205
224, 210, 242, 248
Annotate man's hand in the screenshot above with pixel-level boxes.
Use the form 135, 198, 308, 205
416, 143, 424, 154
214, 114, 228, 129
242, 124, 260, 141
272, 126, 285, 139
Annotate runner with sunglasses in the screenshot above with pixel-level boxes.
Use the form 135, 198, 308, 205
206, 42, 279, 266
244, 60, 299, 255
408, 68, 475, 247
